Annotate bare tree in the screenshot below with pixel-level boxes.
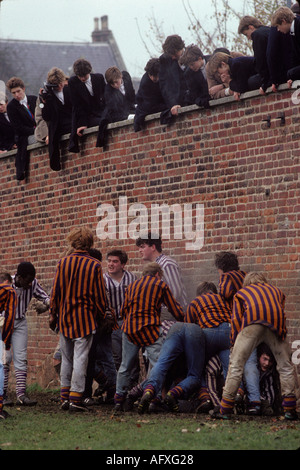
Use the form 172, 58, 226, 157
137, 0, 288, 57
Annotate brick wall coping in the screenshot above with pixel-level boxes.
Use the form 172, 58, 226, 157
1, 81, 297, 163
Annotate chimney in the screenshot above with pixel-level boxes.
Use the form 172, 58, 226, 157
92, 15, 111, 43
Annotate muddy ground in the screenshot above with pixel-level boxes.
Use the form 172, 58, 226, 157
4, 390, 299, 427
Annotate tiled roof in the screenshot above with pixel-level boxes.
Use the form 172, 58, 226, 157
0, 22, 127, 96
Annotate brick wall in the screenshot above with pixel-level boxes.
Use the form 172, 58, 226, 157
1, 84, 299, 387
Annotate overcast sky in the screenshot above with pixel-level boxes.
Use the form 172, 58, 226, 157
0, 0, 246, 77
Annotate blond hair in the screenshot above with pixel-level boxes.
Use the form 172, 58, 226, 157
47, 67, 67, 86
271, 7, 295, 26
142, 262, 163, 278
208, 52, 231, 76
238, 16, 263, 34
66, 226, 94, 252
243, 272, 267, 287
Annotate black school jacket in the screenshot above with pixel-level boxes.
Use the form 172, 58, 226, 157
134, 72, 166, 131
96, 71, 136, 147
158, 53, 188, 108
41, 85, 72, 171
0, 113, 16, 150
7, 95, 37, 180
184, 68, 210, 108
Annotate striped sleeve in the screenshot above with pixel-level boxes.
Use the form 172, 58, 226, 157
49, 252, 107, 338
231, 283, 287, 345
0, 284, 17, 348
219, 270, 246, 304
184, 294, 231, 328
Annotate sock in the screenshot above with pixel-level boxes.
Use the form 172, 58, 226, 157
15, 370, 27, 397
60, 386, 70, 402
282, 394, 296, 412
69, 391, 82, 404
128, 383, 143, 400
220, 397, 235, 415
168, 385, 183, 399
3, 365, 9, 396
197, 386, 210, 403
143, 384, 155, 398
114, 393, 125, 405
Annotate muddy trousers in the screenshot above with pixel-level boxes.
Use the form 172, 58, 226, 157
221, 324, 296, 413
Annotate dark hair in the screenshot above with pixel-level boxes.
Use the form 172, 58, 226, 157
106, 249, 128, 265
145, 58, 160, 76
213, 47, 230, 55
136, 232, 162, 253
0, 271, 12, 283
214, 252, 239, 272
17, 261, 36, 278
196, 281, 217, 296
257, 342, 275, 363
180, 44, 204, 66
6, 76, 25, 90
73, 58, 92, 77
162, 35, 185, 56
89, 248, 102, 262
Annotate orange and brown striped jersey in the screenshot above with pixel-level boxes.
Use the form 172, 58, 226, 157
218, 270, 246, 308
231, 282, 287, 345
49, 251, 108, 339
185, 293, 232, 328
120, 275, 184, 346
0, 282, 17, 348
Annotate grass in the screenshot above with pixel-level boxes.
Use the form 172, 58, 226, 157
1, 389, 299, 452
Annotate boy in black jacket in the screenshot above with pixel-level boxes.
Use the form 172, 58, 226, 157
238, 16, 271, 93
6, 77, 37, 180
180, 45, 210, 108
96, 67, 136, 147
159, 35, 188, 119
134, 58, 166, 131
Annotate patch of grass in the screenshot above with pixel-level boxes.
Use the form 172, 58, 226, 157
1, 401, 299, 451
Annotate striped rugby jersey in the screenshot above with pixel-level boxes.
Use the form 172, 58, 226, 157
49, 251, 108, 339
12, 275, 50, 320
156, 254, 188, 310
185, 293, 232, 328
104, 270, 137, 320
218, 270, 246, 307
0, 282, 17, 348
120, 275, 184, 346
231, 282, 287, 345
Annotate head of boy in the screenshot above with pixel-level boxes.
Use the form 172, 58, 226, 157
238, 16, 263, 40
145, 58, 160, 83
105, 67, 123, 89
73, 58, 92, 82
6, 77, 26, 102
15, 262, 36, 289
180, 45, 204, 71
271, 7, 295, 34
136, 232, 162, 262
162, 35, 185, 60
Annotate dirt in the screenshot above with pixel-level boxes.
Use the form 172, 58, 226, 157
5, 391, 299, 426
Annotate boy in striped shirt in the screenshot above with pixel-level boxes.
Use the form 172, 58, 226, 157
114, 262, 184, 411
3, 261, 50, 406
214, 251, 246, 308
49, 226, 110, 412
136, 232, 188, 312
217, 272, 298, 420
0, 272, 17, 419
104, 250, 137, 373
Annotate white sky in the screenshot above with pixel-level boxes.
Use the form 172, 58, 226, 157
0, 0, 253, 77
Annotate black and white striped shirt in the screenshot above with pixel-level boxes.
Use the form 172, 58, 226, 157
156, 254, 188, 310
104, 270, 137, 320
12, 276, 50, 320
